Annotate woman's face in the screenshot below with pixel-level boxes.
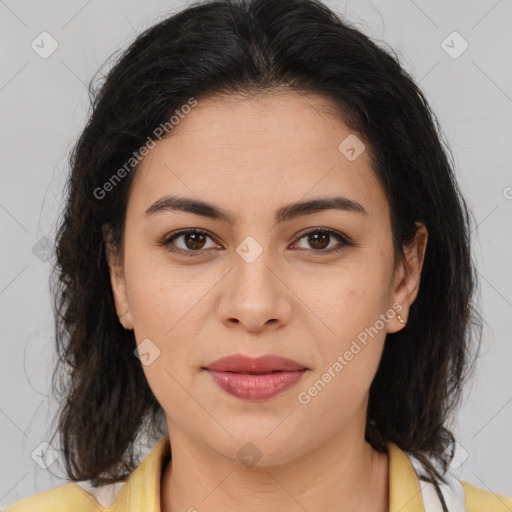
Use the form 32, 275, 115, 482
106, 91, 426, 465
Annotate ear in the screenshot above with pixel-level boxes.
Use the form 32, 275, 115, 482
102, 224, 133, 330
387, 222, 428, 333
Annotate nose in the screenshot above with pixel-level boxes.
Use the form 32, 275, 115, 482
216, 249, 293, 333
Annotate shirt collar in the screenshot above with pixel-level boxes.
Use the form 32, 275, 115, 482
110, 435, 170, 512
388, 441, 426, 511
110, 436, 425, 512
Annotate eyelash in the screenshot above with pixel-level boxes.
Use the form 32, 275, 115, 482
159, 227, 352, 258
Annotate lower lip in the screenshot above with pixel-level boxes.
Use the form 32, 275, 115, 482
204, 369, 307, 401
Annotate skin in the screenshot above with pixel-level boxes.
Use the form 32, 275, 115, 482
105, 90, 428, 512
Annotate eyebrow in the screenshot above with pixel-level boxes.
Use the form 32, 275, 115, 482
144, 194, 368, 224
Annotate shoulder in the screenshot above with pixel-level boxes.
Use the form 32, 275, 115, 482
3, 481, 120, 512
4, 436, 170, 512
462, 480, 512, 512
388, 441, 512, 512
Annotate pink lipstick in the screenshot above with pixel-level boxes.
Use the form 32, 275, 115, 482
203, 354, 308, 401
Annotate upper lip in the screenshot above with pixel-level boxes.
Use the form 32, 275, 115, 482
203, 354, 308, 373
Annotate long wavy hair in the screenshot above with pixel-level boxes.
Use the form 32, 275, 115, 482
48, 0, 482, 489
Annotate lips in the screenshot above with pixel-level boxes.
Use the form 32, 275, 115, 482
203, 354, 308, 373
203, 354, 308, 401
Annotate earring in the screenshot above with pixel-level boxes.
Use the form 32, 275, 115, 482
397, 313, 406, 325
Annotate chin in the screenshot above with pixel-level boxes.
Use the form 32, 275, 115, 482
204, 428, 307, 468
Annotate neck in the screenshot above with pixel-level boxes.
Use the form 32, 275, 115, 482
160, 425, 388, 512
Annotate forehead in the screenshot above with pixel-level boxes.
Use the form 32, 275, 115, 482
128, 91, 389, 223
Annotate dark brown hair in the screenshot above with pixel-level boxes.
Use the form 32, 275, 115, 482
48, 0, 482, 489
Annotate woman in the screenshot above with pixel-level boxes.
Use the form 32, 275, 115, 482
6, 0, 511, 510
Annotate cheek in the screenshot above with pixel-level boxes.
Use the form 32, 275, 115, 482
299, 262, 391, 404
308, 260, 391, 342
123, 244, 202, 336
297, 298, 387, 430
125, 258, 205, 424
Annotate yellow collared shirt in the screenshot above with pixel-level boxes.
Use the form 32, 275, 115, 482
5, 436, 512, 511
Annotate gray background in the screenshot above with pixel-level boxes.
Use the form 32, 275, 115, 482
0, 0, 511, 507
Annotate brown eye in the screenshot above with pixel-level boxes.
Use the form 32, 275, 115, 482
293, 228, 350, 254
182, 232, 207, 250
307, 231, 330, 250
160, 227, 351, 258
162, 229, 219, 256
